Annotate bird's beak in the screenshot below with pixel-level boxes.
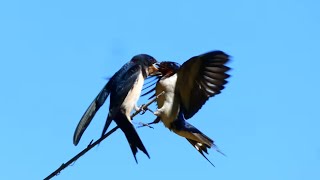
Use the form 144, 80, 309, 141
148, 63, 162, 76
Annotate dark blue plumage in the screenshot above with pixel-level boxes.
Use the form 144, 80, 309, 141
73, 54, 158, 163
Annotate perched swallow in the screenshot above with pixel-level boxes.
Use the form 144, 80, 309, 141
73, 54, 159, 163
146, 51, 230, 165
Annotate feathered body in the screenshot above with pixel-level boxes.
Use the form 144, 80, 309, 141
73, 54, 159, 163
151, 51, 231, 165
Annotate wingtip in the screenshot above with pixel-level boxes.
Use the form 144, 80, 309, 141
73, 140, 79, 146
73, 132, 80, 146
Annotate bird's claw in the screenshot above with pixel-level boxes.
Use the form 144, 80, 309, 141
137, 104, 154, 115
87, 139, 94, 147
137, 104, 147, 115
137, 122, 154, 129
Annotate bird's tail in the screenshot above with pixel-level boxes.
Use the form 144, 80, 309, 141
171, 114, 224, 166
186, 139, 215, 166
101, 113, 113, 137
114, 113, 150, 163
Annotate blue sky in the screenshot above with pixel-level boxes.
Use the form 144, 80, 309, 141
1, 0, 319, 179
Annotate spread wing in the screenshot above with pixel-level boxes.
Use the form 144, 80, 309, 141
176, 51, 230, 119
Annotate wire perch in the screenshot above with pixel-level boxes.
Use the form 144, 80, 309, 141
44, 91, 164, 180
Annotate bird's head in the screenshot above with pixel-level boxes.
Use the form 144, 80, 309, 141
158, 61, 181, 77
131, 54, 160, 76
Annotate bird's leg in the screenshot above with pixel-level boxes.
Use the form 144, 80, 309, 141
153, 107, 164, 117
148, 116, 161, 125
135, 103, 154, 115
138, 122, 154, 129
137, 107, 163, 128
134, 104, 156, 128
134, 104, 145, 115
139, 107, 163, 127
138, 117, 161, 128
134, 104, 147, 114
134, 104, 140, 112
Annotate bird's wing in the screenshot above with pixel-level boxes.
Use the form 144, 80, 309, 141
99, 63, 142, 136
73, 81, 112, 145
108, 64, 142, 112
176, 51, 230, 119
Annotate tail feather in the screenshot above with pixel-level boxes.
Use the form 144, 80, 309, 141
171, 117, 224, 166
101, 113, 113, 137
186, 139, 215, 167
114, 113, 150, 163
171, 118, 213, 147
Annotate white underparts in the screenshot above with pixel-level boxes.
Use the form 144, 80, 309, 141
155, 74, 180, 128
121, 73, 144, 120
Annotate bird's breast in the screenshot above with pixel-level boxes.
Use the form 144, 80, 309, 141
121, 73, 144, 117
155, 74, 180, 127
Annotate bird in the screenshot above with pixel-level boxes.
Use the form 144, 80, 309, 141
73, 54, 159, 163
144, 51, 230, 166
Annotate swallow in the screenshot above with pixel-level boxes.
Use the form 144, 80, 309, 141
73, 54, 159, 163
145, 51, 230, 165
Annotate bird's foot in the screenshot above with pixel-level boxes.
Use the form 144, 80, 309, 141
136, 104, 154, 115
137, 122, 154, 129
154, 109, 162, 116
138, 117, 161, 129
134, 104, 141, 112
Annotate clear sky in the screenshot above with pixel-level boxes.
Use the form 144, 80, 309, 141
1, 0, 319, 180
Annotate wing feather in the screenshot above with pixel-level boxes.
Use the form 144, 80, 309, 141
73, 62, 142, 145
100, 65, 142, 136
73, 82, 111, 145
109, 64, 142, 110
176, 51, 231, 119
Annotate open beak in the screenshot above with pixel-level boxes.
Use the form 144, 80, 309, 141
148, 63, 162, 76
